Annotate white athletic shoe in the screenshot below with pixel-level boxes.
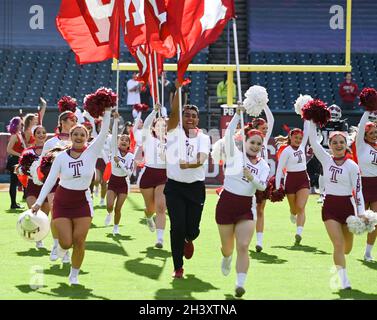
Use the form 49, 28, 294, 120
62, 251, 71, 264
35, 241, 44, 249
146, 217, 156, 233
69, 275, 79, 285
221, 256, 232, 276
50, 245, 58, 261
317, 195, 324, 204
99, 198, 105, 206
364, 254, 374, 262
113, 225, 120, 235
290, 214, 297, 224
104, 213, 113, 226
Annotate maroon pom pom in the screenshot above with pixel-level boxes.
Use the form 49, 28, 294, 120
58, 96, 77, 113
16, 150, 39, 176
302, 99, 330, 128
266, 176, 286, 202
83, 87, 117, 118
359, 87, 377, 111
39, 147, 67, 182
133, 103, 149, 113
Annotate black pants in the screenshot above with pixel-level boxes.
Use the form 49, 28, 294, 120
307, 155, 321, 188
164, 179, 206, 271
6, 155, 19, 206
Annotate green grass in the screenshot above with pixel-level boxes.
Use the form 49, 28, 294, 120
0, 191, 376, 300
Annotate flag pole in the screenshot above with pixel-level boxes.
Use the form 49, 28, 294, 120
148, 52, 156, 107
232, 18, 247, 166
160, 71, 164, 118
177, 45, 184, 162
153, 51, 162, 119
116, 58, 120, 113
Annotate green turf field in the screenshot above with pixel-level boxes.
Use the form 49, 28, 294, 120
0, 191, 376, 300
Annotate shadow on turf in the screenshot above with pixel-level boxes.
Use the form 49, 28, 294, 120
128, 196, 145, 212
140, 246, 171, 260
86, 241, 128, 257
5, 208, 24, 214
35, 283, 109, 300
249, 250, 288, 264
154, 274, 219, 300
357, 259, 377, 270
335, 288, 377, 300
16, 248, 49, 257
16, 284, 48, 293
106, 233, 134, 242
271, 244, 329, 255
43, 264, 90, 277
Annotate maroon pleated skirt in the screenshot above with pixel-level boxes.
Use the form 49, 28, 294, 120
362, 176, 377, 204
108, 174, 128, 195
139, 166, 167, 189
322, 194, 355, 225
96, 158, 106, 172
284, 170, 310, 194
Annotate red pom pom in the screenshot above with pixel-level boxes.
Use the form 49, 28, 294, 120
302, 99, 330, 128
133, 103, 149, 113
84, 87, 117, 118
39, 147, 66, 182
266, 176, 286, 202
17, 149, 39, 176
58, 96, 77, 113
359, 87, 377, 111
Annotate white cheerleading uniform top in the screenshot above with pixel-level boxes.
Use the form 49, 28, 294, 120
275, 121, 309, 189
35, 110, 111, 206
110, 118, 134, 177
166, 127, 210, 183
309, 120, 365, 215
356, 111, 377, 177
41, 136, 71, 157
142, 110, 166, 169
83, 110, 98, 138
260, 105, 274, 163
133, 111, 143, 147
224, 114, 270, 197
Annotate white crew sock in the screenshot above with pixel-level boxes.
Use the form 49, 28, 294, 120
296, 226, 304, 236
53, 238, 59, 247
337, 268, 351, 289
157, 229, 164, 242
70, 267, 80, 278
236, 273, 247, 288
256, 232, 263, 247
365, 244, 373, 256
319, 175, 325, 195
113, 224, 119, 230
57, 244, 67, 258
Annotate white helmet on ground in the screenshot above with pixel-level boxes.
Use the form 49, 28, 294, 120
16, 209, 50, 242
329, 104, 342, 121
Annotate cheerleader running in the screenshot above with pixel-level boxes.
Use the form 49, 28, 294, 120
104, 116, 134, 235
32, 108, 112, 285
216, 106, 270, 298
355, 110, 377, 261
308, 120, 364, 289
139, 104, 167, 248
250, 104, 274, 252
275, 121, 310, 244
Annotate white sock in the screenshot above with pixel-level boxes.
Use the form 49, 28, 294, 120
101, 197, 105, 202
337, 268, 351, 289
57, 244, 67, 258
319, 175, 325, 194
223, 255, 232, 263
157, 229, 164, 242
296, 226, 304, 236
256, 232, 263, 247
53, 238, 59, 247
70, 267, 80, 278
236, 273, 247, 288
114, 224, 119, 229
365, 244, 373, 256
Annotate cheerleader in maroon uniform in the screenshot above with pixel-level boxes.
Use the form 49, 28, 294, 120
355, 110, 377, 261
104, 117, 134, 235
216, 106, 270, 298
139, 104, 167, 248
32, 108, 112, 285
275, 121, 310, 245
308, 120, 364, 289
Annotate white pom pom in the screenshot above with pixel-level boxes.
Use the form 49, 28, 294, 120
30, 161, 43, 186
294, 94, 313, 115
346, 215, 366, 235
243, 85, 269, 117
211, 138, 226, 164
363, 210, 377, 233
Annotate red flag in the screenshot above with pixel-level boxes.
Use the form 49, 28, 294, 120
56, 0, 121, 64
167, 0, 235, 83
121, 0, 146, 48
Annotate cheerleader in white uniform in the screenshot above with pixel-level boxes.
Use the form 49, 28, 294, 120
104, 117, 134, 235
355, 111, 377, 261
216, 106, 270, 298
275, 122, 310, 245
139, 104, 167, 248
308, 120, 364, 289
32, 108, 112, 285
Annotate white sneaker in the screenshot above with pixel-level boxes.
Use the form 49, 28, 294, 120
50, 245, 58, 261
99, 198, 105, 206
221, 256, 232, 276
62, 251, 70, 264
104, 213, 113, 226
113, 225, 120, 235
317, 195, 324, 204
36, 241, 44, 249
69, 275, 79, 285
146, 217, 156, 232
290, 214, 297, 224
364, 254, 374, 262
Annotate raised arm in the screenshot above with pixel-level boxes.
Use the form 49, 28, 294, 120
224, 112, 240, 159
38, 97, 47, 124
167, 81, 181, 131
264, 105, 274, 142
351, 167, 365, 216
275, 148, 288, 190
142, 109, 157, 143
308, 120, 331, 163
300, 119, 310, 149
87, 110, 111, 154
355, 111, 370, 148
111, 118, 118, 157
